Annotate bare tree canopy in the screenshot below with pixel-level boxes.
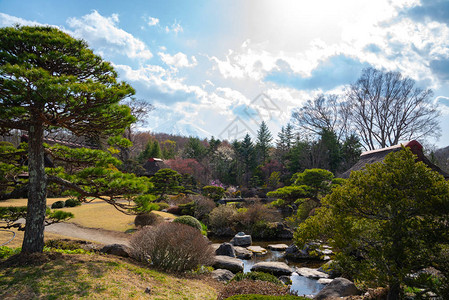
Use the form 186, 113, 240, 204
291, 94, 348, 141
291, 68, 441, 151
346, 67, 440, 150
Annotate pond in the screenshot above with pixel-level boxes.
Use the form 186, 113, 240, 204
211, 238, 326, 296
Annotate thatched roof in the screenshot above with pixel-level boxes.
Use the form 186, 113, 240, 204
142, 158, 167, 177
341, 140, 449, 179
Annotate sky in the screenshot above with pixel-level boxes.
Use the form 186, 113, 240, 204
1, 0, 449, 148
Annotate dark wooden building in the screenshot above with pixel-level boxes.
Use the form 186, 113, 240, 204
341, 140, 449, 179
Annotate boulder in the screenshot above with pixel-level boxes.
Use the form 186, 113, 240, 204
215, 242, 236, 257
284, 244, 310, 260
296, 267, 329, 279
247, 246, 267, 255
314, 277, 360, 300
317, 278, 333, 285
234, 246, 253, 259
251, 261, 292, 276
100, 244, 131, 258
230, 232, 252, 246
213, 255, 244, 273
211, 269, 235, 282
267, 244, 289, 251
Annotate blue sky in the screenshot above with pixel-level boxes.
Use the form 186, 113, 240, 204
1, 0, 449, 148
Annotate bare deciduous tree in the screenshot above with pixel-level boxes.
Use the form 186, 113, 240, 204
346, 67, 440, 150
292, 94, 348, 141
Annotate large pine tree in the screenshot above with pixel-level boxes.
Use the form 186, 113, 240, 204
0, 26, 135, 253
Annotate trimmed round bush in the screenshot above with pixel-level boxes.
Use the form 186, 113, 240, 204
130, 222, 214, 272
64, 198, 82, 207
173, 215, 202, 231
134, 212, 163, 227
51, 200, 65, 209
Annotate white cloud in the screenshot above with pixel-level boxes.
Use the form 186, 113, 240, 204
0, 13, 47, 27
165, 21, 183, 34
67, 10, 152, 60
147, 16, 159, 26
158, 52, 197, 68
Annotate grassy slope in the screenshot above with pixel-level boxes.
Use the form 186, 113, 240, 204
0, 253, 218, 300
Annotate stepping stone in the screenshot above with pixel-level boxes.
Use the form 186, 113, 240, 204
296, 267, 329, 279
251, 261, 292, 276
213, 255, 244, 273
247, 246, 267, 255
267, 244, 289, 251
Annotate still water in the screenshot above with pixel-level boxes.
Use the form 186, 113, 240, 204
212, 239, 326, 296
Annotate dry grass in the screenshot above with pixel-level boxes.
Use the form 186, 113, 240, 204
0, 228, 80, 248
1, 198, 177, 233
0, 253, 218, 299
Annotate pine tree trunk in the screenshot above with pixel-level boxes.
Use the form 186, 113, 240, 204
22, 121, 47, 253
387, 281, 401, 300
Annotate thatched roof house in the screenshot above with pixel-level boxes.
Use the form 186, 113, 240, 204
142, 158, 167, 177
341, 140, 449, 179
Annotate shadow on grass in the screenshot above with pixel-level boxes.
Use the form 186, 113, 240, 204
0, 253, 111, 299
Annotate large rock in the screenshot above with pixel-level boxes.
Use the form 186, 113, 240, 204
213, 255, 244, 273
314, 277, 360, 300
231, 232, 252, 246
274, 222, 294, 239
251, 261, 292, 276
100, 244, 131, 258
234, 246, 253, 259
284, 244, 310, 260
211, 269, 235, 282
215, 243, 236, 257
267, 244, 289, 251
296, 267, 329, 279
247, 246, 267, 255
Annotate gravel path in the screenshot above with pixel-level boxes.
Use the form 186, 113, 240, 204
45, 222, 130, 246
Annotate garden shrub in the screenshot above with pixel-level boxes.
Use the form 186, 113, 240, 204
173, 215, 202, 231
51, 200, 65, 209
218, 279, 290, 300
208, 205, 238, 232
155, 202, 169, 210
64, 198, 82, 207
202, 185, 225, 201
130, 222, 214, 272
231, 272, 284, 286
166, 206, 181, 215
178, 201, 195, 216
134, 212, 164, 227
192, 195, 216, 221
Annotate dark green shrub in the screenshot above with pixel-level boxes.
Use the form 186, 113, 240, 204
202, 185, 225, 201
178, 201, 195, 216
64, 198, 82, 207
231, 272, 284, 286
134, 212, 163, 227
130, 222, 214, 272
155, 202, 170, 210
51, 200, 65, 209
173, 215, 202, 231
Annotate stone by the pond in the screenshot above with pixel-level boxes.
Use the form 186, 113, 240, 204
314, 277, 360, 300
210, 243, 221, 252
100, 244, 131, 258
213, 255, 244, 273
215, 242, 236, 257
211, 269, 235, 282
317, 278, 333, 285
234, 246, 253, 259
231, 232, 252, 246
267, 244, 289, 251
284, 244, 310, 260
251, 261, 292, 276
296, 267, 329, 279
247, 245, 267, 255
